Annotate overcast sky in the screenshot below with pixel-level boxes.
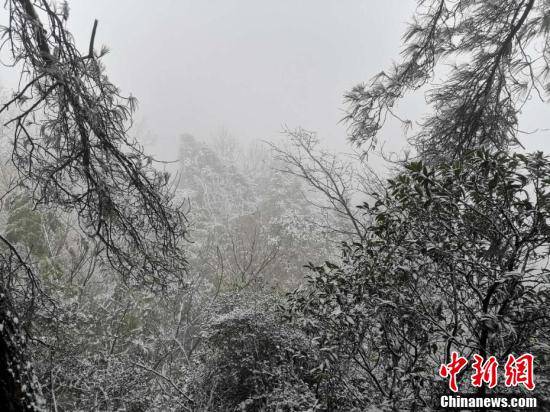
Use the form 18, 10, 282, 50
64, 0, 418, 160
2, 1, 549, 163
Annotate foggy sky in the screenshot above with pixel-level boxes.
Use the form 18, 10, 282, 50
2, 1, 549, 163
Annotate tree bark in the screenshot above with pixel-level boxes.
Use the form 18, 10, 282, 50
0, 283, 43, 411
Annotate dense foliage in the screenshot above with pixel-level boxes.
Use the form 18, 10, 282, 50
288, 149, 550, 409
187, 297, 320, 411
1, 0, 550, 411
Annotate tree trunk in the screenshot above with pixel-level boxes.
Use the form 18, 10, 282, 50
0, 283, 43, 411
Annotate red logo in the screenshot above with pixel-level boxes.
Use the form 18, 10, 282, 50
439, 352, 468, 392
504, 353, 535, 391
439, 352, 535, 392
471, 354, 498, 389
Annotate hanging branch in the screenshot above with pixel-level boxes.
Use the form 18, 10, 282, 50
0, 0, 189, 287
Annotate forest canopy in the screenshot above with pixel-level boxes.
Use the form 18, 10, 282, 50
0, 0, 549, 411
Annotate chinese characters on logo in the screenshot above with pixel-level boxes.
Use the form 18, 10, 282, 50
439, 352, 535, 392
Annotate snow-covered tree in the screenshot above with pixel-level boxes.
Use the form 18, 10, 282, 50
288, 150, 550, 409
0, 1, 188, 409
